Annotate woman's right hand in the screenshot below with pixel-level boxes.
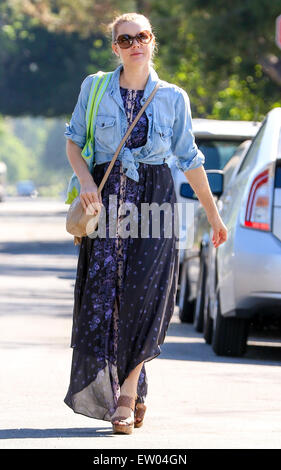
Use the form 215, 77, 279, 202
79, 177, 102, 215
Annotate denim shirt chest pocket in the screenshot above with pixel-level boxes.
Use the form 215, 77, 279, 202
152, 122, 174, 155
94, 114, 117, 152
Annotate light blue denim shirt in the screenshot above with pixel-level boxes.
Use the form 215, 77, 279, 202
65, 63, 205, 183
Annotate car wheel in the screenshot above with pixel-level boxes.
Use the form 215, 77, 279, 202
203, 296, 213, 344
193, 255, 207, 332
178, 261, 195, 323
212, 287, 249, 357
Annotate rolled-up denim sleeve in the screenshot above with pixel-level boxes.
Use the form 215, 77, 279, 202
171, 88, 205, 172
64, 75, 92, 148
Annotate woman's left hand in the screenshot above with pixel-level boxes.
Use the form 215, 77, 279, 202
209, 216, 228, 248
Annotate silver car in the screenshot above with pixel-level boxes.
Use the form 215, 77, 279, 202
168, 118, 261, 317
185, 107, 281, 356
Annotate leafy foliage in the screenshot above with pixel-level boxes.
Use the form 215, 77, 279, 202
0, 0, 280, 195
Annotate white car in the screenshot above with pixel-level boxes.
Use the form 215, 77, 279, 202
167, 118, 261, 313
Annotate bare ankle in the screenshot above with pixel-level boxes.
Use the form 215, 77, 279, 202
120, 362, 144, 398
121, 383, 136, 397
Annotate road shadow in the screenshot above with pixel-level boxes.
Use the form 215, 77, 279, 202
0, 265, 76, 278
0, 427, 113, 440
0, 240, 78, 256
162, 317, 281, 366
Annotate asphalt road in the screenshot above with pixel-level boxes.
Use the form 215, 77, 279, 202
0, 197, 281, 449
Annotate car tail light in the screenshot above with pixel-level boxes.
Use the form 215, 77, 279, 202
243, 166, 273, 231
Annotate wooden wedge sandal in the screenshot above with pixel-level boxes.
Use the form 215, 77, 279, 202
111, 395, 136, 435
134, 402, 147, 428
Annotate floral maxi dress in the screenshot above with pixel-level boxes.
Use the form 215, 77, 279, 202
64, 86, 180, 421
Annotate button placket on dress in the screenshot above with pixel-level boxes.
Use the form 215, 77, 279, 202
116, 89, 139, 301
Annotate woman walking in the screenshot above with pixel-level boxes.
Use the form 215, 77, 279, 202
64, 12, 227, 434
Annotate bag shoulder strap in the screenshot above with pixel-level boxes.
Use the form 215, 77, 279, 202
86, 71, 113, 141
97, 81, 161, 195
81, 71, 113, 160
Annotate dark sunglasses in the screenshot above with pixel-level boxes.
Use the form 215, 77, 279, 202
114, 30, 153, 49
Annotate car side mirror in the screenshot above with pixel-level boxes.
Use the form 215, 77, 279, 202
179, 170, 224, 200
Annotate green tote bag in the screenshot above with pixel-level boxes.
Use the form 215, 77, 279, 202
65, 71, 114, 205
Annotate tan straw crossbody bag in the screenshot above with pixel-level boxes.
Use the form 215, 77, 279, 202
66, 81, 160, 246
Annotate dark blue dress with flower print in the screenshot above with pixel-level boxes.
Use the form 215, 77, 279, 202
64, 86, 180, 421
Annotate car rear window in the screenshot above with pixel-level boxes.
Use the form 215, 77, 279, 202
196, 139, 241, 170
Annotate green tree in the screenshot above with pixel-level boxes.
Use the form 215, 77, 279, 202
0, 0, 132, 116
149, 0, 281, 119
1, 0, 280, 121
